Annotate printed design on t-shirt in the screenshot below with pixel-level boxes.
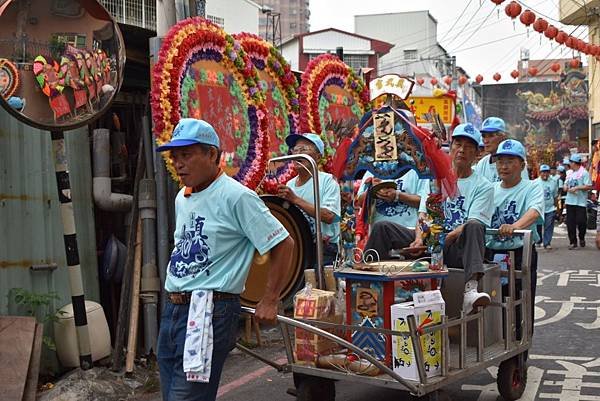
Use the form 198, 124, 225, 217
443, 196, 466, 231
491, 200, 519, 228
375, 179, 410, 217
543, 186, 552, 201
169, 213, 212, 278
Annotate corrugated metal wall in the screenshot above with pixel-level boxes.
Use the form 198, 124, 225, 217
0, 107, 100, 316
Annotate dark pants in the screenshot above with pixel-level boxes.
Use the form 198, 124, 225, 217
443, 220, 486, 281
566, 205, 587, 245
486, 246, 538, 339
364, 221, 415, 260
158, 297, 241, 401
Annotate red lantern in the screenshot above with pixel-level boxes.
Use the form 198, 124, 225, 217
532, 17, 548, 33
458, 75, 468, 86
544, 25, 558, 40
505, 1, 522, 19
416, 77, 425, 86
570, 58, 580, 68
555, 31, 567, 44
493, 73, 501, 82
475, 74, 484, 83
519, 9, 536, 26
490, 0, 505, 4
443, 75, 453, 86
430, 77, 438, 86
510, 70, 520, 79
584, 43, 591, 54
550, 63, 561, 73
528, 66, 538, 76
566, 36, 575, 49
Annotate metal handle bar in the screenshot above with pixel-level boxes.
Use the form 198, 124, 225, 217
269, 154, 324, 289
241, 306, 419, 394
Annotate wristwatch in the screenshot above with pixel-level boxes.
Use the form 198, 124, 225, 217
394, 190, 400, 202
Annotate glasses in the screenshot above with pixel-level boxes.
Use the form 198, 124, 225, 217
291, 145, 317, 154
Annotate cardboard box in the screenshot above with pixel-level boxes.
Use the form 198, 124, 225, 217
293, 288, 336, 320
390, 290, 445, 381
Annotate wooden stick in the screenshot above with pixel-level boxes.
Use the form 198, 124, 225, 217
125, 219, 143, 373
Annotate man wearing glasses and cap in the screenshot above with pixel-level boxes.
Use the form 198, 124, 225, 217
277, 133, 341, 265
475, 117, 529, 182
414, 123, 495, 314
534, 164, 559, 249
486, 139, 543, 338
155, 118, 294, 401
564, 153, 593, 249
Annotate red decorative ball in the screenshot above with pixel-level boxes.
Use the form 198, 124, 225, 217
532, 17, 548, 33
555, 31, 568, 44
505, 1, 522, 19
544, 25, 558, 39
510, 70, 519, 79
519, 9, 536, 27
430, 77, 438, 86
475, 74, 484, 84
528, 66, 538, 76
550, 63, 560, 73
493, 73, 501, 82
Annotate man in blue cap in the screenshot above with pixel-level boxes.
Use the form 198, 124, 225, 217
534, 164, 559, 249
155, 118, 294, 401
414, 123, 494, 314
475, 117, 529, 182
555, 164, 568, 225
277, 133, 341, 265
486, 139, 543, 339
564, 153, 593, 249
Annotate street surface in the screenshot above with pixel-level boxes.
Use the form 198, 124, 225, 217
144, 226, 600, 401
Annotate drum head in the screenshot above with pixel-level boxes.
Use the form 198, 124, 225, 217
241, 195, 315, 308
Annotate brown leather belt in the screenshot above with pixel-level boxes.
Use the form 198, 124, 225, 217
167, 291, 239, 305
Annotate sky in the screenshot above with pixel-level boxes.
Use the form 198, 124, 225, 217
309, 0, 589, 83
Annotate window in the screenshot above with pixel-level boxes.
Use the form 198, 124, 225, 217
404, 49, 418, 60
290, 9, 297, 15
290, 22, 297, 29
206, 15, 225, 28
53, 33, 87, 49
343, 54, 369, 73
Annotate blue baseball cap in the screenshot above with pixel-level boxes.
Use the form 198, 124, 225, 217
562, 157, 570, 165
156, 118, 220, 152
451, 123, 482, 147
539, 164, 550, 172
480, 117, 506, 134
557, 165, 566, 172
569, 153, 582, 163
7, 96, 24, 110
493, 139, 526, 160
285, 133, 325, 155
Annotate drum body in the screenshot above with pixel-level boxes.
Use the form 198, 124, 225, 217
241, 195, 315, 308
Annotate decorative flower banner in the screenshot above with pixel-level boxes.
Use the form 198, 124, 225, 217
299, 54, 370, 172
233, 32, 299, 193
151, 17, 269, 189
0, 58, 19, 99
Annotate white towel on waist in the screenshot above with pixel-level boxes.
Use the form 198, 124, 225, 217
183, 289, 214, 382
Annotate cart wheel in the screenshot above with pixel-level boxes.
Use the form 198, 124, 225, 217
295, 375, 335, 401
497, 354, 527, 401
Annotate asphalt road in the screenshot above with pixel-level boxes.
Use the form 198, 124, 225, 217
142, 225, 600, 401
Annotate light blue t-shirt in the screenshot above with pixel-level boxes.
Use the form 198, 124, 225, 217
419, 171, 494, 232
487, 179, 544, 250
564, 169, 592, 207
474, 154, 529, 183
535, 177, 558, 213
287, 171, 341, 243
357, 170, 430, 228
165, 174, 289, 293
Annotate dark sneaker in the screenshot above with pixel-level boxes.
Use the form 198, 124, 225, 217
569, 243, 578, 250
580, 240, 586, 248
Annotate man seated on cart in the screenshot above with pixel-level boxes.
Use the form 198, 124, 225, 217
277, 133, 341, 265
412, 123, 495, 314
358, 167, 430, 259
485, 139, 543, 337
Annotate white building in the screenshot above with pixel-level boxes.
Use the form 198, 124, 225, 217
354, 11, 452, 80
100, 0, 260, 34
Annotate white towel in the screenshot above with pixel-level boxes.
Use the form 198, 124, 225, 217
183, 290, 214, 382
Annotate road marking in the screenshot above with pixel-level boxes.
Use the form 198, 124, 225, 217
217, 357, 288, 398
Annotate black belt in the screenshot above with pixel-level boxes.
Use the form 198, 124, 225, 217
167, 291, 239, 305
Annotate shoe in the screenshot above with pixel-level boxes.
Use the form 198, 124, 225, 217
569, 243, 578, 250
546, 245, 552, 250
580, 240, 586, 248
462, 280, 491, 315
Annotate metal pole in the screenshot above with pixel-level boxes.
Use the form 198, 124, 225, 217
51, 131, 92, 370
269, 154, 324, 289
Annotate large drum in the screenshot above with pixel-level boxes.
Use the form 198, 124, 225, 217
241, 195, 315, 308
